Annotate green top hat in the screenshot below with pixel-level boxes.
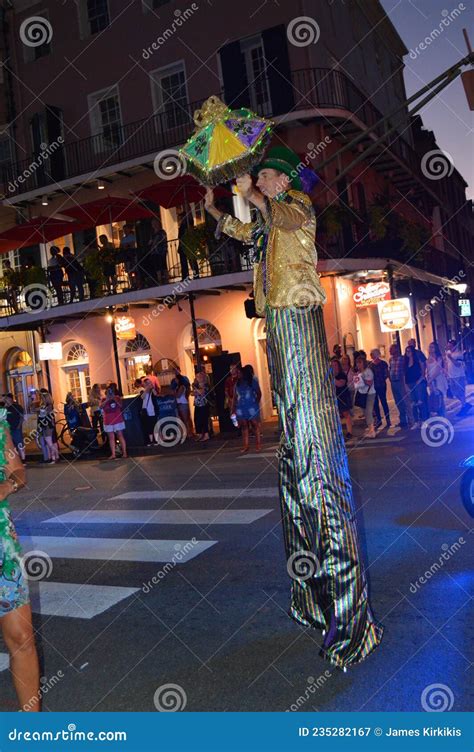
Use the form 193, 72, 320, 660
253, 146, 319, 193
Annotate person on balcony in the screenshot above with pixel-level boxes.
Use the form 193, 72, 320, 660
2, 260, 19, 314
204, 145, 383, 670
148, 218, 169, 286
177, 211, 199, 281
47, 246, 65, 305
120, 223, 139, 290
62, 247, 85, 302
98, 235, 117, 294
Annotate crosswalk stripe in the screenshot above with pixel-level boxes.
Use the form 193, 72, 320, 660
28, 582, 139, 619
109, 488, 277, 500
22, 537, 216, 563
43, 509, 273, 525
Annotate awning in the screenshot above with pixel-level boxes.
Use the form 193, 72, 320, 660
319, 257, 461, 289
0, 216, 88, 252
135, 176, 230, 209
62, 196, 154, 225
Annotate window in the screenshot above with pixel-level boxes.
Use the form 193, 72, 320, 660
63, 343, 90, 402
22, 10, 51, 62
142, 0, 172, 10
151, 62, 189, 130
88, 86, 123, 151
0, 135, 11, 167
87, 0, 109, 34
241, 36, 271, 116
125, 333, 151, 353
66, 343, 88, 362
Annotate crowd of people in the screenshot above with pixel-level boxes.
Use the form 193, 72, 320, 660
330, 337, 471, 439
1, 215, 247, 313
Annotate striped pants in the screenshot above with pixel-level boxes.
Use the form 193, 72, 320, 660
265, 305, 383, 669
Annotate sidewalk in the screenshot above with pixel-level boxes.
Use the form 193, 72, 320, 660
23, 385, 474, 463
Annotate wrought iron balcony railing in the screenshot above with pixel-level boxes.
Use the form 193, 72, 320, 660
2, 67, 422, 198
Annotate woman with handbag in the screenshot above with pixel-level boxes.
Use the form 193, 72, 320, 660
100, 383, 128, 459
0, 409, 40, 710
353, 354, 376, 438
426, 342, 448, 416
140, 378, 159, 446
404, 345, 429, 428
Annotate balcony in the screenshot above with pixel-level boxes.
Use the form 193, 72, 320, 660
1, 68, 436, 202
0, 237, 253, 322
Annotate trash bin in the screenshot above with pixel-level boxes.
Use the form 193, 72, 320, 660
122, 394, 145, 447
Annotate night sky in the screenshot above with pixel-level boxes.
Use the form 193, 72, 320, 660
380, 0, 473, 199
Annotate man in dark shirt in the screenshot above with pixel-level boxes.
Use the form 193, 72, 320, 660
407, 338, 427, 378
4, 393, 25, 461
369, 348, 390, 428
62, 247, 85, 302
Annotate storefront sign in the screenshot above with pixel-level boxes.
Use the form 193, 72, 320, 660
377, 298, 413, 332
114, 315, 136, 340
459, 298, 471, 317
38, 342, 63, 360
353, 281, 391, 308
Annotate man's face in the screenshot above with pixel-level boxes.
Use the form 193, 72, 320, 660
407, 339, 416, 348
389, 345, 398, 357
256, 169, 290, 198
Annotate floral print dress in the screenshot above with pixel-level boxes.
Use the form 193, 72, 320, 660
0, 412, 29, 616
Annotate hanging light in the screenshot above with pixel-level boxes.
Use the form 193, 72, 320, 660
41, 196, 48, 206
97, 179, 105, 190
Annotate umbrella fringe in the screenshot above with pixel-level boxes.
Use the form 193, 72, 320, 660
182, 136, 271, 187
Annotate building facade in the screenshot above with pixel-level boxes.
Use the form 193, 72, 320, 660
0, 0, 471, 419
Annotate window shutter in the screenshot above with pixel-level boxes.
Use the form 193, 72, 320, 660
45, 105, 65, 181
219, 40, 249, 108
261, 25, 294, 115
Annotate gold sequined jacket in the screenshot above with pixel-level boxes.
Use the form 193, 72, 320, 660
218, 190, 326, 317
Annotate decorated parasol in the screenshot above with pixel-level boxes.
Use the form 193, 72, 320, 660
180, 95, 273, 186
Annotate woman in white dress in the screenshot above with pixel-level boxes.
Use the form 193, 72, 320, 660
426, 342, 448, 416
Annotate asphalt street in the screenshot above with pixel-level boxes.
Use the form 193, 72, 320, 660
0, 406, 472, 713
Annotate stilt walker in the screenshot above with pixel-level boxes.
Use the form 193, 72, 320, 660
182, 99, 383, 670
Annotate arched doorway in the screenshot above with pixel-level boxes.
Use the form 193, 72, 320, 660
183, 320, 223, 372
5, 348, 35, 410
61, 342, 91, 403
123, 332, 152, 393
153, 357, 179, 389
